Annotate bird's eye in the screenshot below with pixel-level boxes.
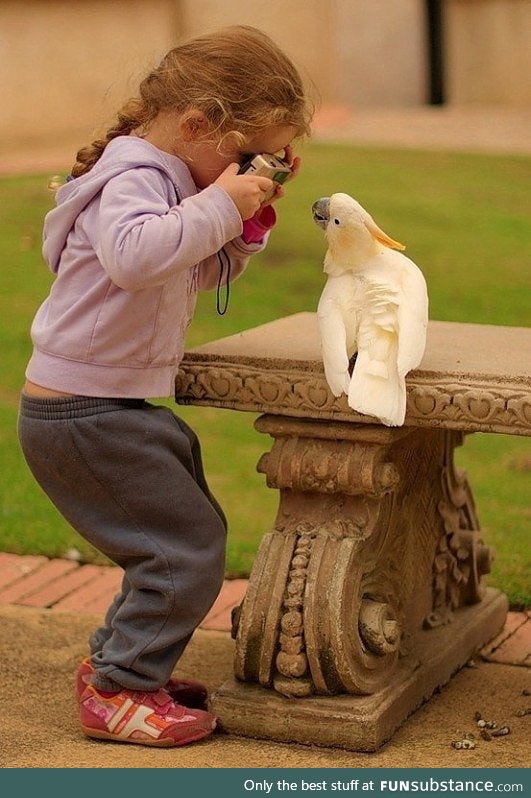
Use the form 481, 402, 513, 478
333, 218, 340, 225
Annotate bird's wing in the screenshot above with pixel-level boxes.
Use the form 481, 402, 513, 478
317, 281, 353, 397
396, 262, 429, 377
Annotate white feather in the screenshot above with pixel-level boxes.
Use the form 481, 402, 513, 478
314, 193, 429, 426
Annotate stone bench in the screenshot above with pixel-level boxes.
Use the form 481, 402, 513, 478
175, 312, 530, 751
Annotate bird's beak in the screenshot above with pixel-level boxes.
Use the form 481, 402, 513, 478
363, 215, 406, 251
312, 197, 330, 229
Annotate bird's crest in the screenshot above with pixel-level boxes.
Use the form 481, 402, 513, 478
363, 214, 406, 251
343, 194, 406, 251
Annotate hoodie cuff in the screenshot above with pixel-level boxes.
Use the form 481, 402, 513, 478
241, 204, 277, 244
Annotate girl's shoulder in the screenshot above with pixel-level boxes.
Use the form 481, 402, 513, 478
100, 136, 196, 198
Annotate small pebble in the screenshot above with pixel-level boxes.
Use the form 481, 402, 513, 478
452, 739, 476, 750
490, 726, 510, 737
479, 719, 497, 729
475, 713, 498, 730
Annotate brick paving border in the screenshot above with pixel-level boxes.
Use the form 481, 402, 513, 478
0, 552, 246, 632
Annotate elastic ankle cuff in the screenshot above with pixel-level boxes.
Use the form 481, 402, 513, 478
91, 673, 122, 693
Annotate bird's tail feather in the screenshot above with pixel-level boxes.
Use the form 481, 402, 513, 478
347, 352, 406, 426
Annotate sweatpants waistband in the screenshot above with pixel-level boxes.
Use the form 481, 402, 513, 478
19, 393, 147, 420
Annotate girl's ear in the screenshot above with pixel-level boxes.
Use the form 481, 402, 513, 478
181, 111, 209, 141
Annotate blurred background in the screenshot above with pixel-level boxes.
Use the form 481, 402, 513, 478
2, 0, 531, 156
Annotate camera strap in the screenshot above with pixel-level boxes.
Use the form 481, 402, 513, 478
216, 248, 231, 315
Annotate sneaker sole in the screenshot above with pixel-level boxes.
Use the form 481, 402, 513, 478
81, 724, 214, 747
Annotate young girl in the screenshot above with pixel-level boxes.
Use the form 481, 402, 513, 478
18, 25, 312, 748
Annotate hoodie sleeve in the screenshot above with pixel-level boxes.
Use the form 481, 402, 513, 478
94, 167, 244, 292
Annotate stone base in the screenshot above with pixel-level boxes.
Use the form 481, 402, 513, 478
211, 588, 508, 752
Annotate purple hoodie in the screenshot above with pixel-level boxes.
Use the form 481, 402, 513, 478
26, 136, 270, 398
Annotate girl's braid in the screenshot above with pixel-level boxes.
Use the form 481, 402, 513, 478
70, 97, 151, 178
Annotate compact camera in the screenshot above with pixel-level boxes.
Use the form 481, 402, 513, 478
238, 153, 291, 202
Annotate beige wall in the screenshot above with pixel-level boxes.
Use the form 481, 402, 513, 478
447, 0, 531, 105
1, 0, 181, 150
1, 0, 428, 152
1, 0, 530, 153
333, 0, 428, 107
178, 0, 337, 104
177, 0, 428, 107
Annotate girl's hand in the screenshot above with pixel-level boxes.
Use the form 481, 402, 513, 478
214, 163, 274, 221
282, 144, 299, 173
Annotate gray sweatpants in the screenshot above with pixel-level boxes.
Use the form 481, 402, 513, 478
18, 395, 227, 692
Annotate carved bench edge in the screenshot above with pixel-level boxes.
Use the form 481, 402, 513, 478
175, 360, 531, 436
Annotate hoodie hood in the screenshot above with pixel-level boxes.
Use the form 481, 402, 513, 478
43, 136, 196, 273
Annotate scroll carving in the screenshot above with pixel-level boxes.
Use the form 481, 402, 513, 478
424, 432, 493, 629
233, 420, 407, 698
258, 436, 400, 497
274, 526, 315, 697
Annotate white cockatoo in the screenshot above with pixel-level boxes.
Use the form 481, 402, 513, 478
313, 193, 428, 427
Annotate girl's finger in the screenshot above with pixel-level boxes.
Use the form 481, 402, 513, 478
282, 144, 294, 166
263, 184, 285, 206
287, 156, 302, 181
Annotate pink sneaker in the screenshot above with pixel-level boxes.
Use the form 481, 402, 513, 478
76, 658, 208, 709
80, 683, 216, 746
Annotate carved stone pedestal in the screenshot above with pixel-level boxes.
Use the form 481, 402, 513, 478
215, 591, 505, 751
211, 416, 507, 750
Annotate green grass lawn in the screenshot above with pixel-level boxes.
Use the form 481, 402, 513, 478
0, 143, 529, 606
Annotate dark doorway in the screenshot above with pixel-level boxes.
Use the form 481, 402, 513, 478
426, 0, 445, 104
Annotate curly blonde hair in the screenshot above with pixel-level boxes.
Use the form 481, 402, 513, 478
71, 25, 313, 178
